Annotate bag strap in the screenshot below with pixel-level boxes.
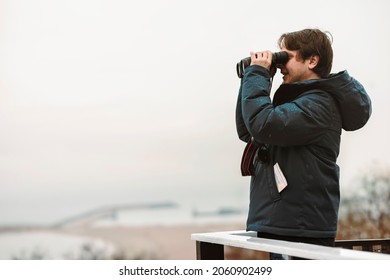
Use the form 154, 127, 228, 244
240, 139, 258, 176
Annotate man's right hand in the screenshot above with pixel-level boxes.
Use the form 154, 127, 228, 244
250, 51, 273, 71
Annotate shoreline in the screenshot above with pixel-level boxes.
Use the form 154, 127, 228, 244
61, 222, 247, 259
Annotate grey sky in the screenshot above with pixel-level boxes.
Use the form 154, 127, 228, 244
0, 0, 389, 224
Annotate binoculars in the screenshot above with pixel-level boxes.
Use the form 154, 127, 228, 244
236, 51, 289, 78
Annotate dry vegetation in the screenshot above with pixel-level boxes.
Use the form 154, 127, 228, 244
337, 166, 390, 240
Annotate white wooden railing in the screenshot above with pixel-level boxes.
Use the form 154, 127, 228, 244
191, 230, 390, 260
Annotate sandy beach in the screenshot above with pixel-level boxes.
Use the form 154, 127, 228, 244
57, 222, 248, 260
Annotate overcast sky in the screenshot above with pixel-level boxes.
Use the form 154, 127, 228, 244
1, 0, 389, 224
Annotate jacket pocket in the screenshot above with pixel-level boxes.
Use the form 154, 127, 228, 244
250, 161, 280, 203
266, 164, 281, 202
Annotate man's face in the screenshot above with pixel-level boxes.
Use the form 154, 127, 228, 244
278, 45, 317, 84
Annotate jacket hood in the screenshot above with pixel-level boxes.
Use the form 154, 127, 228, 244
273, 70, 372, 131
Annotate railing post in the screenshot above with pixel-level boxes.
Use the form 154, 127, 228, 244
196, 241, 224, 260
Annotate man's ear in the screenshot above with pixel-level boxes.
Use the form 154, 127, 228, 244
308, 55, 319, 70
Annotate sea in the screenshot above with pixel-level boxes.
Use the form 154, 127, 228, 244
0, 198, 249, 260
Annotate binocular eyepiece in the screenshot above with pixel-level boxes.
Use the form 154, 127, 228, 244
236, 51, 289, 78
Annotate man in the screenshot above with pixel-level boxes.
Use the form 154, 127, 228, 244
236, 29, 372, 259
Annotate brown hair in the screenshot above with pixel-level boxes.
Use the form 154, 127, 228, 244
278, 29, 333, 78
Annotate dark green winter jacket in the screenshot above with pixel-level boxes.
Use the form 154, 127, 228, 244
236, 65, 371, 238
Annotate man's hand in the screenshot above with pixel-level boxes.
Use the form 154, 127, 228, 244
250, 51, 273, 71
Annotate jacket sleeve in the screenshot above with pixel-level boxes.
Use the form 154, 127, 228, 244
241, 65, 336, 146
235, 80, 251, 143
